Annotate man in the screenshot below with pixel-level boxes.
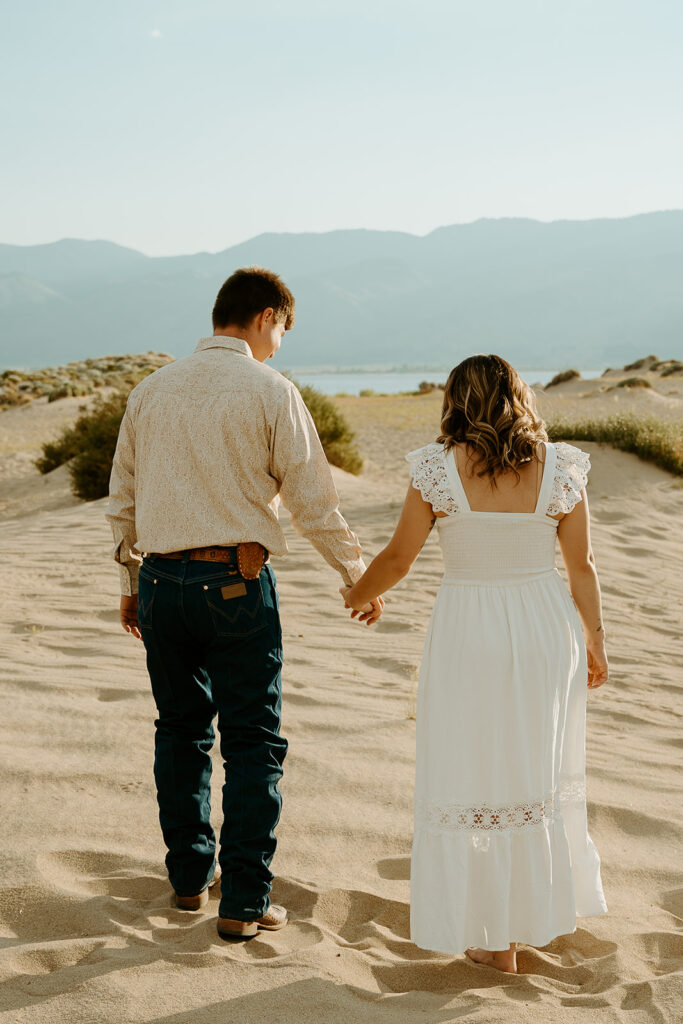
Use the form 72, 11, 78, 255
106, 266, 382, 940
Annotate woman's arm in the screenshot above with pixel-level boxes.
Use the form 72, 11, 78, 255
557, 488, 609, 688
342, 483, 437, 618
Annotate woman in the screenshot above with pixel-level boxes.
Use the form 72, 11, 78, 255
342, 354, 608, 973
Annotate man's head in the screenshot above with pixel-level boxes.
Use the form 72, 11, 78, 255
212, 266, 295, 362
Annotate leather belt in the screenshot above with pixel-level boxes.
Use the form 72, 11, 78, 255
154, 546, 237, 563
147, 543, 268, 580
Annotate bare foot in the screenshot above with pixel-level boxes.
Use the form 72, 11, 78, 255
466, 945, 518, 973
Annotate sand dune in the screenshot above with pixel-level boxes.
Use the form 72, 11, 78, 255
0, 384, 681, 1023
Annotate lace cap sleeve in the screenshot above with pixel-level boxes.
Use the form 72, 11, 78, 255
405, 443, 459, 515
547, 442, 591, 515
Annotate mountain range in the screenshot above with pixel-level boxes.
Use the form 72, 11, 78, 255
1, 212, 682, 370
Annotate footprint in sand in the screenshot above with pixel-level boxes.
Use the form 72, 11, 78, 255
372, 957, 502, 994
362, 654, 419, 680
374, 619, 419, 634
212, 919, 324, 961
3, 940, 115, 1002
620, 979, 670, 1021
376, 856, 410, 880
0, 880, 114, 945
658, 887, 683, 924
96, 687, 140, 702
266, 876, 413, 955
633, 930, 683, 973
36, 849, 166, 902
306, 886, 410, 946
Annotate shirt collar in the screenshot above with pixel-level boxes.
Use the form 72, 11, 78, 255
194, 336, 254, 359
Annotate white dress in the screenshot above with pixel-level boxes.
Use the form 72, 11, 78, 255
407, 440, 607, 954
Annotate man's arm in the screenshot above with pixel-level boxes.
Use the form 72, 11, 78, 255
105, 401, 142, 597
271, 385, 366, 587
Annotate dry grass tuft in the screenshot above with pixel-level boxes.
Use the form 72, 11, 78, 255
546, 369, 581, 387
547, 414, 682, 476
615, 377, 652, 389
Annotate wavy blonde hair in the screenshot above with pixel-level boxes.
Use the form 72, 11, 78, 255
437, 354, 548, 481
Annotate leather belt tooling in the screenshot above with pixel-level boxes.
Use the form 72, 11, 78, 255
150, 543, 267, 580
236, 542, 268, 580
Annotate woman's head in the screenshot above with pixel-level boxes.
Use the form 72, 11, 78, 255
438, 354, 547, 479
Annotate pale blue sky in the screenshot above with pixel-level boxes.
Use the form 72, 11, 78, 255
2, 0, 682, 255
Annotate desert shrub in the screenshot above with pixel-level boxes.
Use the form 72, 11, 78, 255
661, 362, 683, 378
36, 429, 84, 474
359, 388, 376, 397
36, 391, 129, 498
546, 414, 682, 476
111, 366, 158, 390
624, 355, 658, 371
546, 369, 580, 387
37, 375, 364, 500
297, 383, 363, 474
615, 377, 652, 389
47, 382, 94, 402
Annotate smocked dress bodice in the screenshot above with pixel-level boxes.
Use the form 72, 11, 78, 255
406, 440, 590, 583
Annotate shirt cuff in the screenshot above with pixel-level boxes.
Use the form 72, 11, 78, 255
119, 562, 140, 597
340, 558, 366, 588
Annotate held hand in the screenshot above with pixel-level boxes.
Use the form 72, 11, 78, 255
586, 639, 608, 689
339, 586, 385, 626
120, 595, 143, 641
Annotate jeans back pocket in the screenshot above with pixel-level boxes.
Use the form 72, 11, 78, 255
203, 577, 266, 637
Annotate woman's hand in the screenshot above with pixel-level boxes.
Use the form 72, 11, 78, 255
586, 637, 608, 689
339, 587, 384, 626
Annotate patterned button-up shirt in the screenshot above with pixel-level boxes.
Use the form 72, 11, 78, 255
106, 336, 366, 595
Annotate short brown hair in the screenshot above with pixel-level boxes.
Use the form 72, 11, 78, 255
437, 354, 548, 480
212, 266, 295, 330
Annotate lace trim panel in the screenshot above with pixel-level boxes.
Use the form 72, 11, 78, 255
415, 776, 586, 833
547, 442, 591, 515
405, 443, 459, 515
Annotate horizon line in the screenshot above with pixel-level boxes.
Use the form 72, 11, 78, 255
1, 208, 681, 260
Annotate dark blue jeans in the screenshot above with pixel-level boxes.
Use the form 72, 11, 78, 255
137, 553, 287, 921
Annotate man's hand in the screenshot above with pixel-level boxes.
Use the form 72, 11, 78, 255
339, 587, 384, 626
120, 595, 142, 641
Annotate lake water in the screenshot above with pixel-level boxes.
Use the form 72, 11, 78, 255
287, 369, 606, 395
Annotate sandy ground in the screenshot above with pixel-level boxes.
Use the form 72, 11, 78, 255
0, 377, 681, 1023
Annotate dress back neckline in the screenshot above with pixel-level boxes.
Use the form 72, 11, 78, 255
443, 441, 558, 518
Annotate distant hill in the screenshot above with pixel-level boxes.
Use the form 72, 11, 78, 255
1, 213, 682, 369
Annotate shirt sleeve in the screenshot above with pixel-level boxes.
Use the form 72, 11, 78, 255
271, 385, 366, 587
105, 399, 142, 596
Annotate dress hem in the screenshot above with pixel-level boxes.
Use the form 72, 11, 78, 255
410, 905, 608, 957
